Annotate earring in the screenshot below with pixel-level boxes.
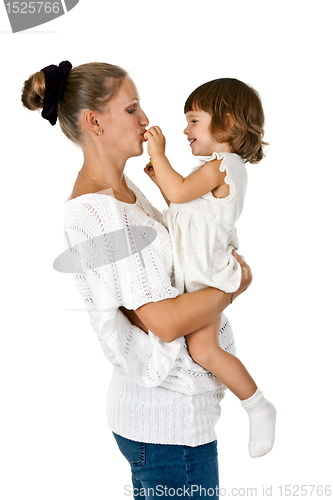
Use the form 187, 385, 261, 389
97, 128, 103, 136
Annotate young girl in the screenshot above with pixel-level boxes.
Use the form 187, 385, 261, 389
143, 78, 276, 458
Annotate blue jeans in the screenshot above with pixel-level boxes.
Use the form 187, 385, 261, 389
113, 432, 219, 499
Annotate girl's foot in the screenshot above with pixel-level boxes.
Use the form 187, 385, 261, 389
241, 389, 276, 458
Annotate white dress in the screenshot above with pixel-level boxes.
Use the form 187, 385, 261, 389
163, 152, 247, 294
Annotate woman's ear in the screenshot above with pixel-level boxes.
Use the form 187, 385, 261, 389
82, 110, 101, 136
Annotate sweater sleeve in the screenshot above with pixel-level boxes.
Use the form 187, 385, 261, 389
64, 195, 182, 388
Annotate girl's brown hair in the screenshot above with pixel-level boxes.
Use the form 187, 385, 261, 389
21, 62, 128, 144
184, 78, 268, 164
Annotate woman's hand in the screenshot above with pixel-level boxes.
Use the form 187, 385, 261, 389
143, 126, 166, 158
232, 250, 253, 300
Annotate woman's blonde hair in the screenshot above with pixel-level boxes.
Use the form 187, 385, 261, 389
184, 78, 268, 164
21, 62, 128, 144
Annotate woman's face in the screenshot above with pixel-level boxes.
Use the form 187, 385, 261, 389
100, 77, 149, 160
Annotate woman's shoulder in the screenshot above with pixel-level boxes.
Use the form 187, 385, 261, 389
65, 174, 141, 207
64, 189, 118, 213
64, 190, 124, 235
64, 179, 165, 240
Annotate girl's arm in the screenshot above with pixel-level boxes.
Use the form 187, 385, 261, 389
144, 126, 227, 204
133, 251, 252, 343
143, 162, 171, 206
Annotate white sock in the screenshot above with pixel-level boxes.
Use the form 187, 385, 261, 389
241, 388, 276, 458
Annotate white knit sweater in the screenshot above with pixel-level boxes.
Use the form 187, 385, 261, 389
63, 175, 236, 446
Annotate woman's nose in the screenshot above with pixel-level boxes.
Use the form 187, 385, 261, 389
140, 109, 149, 127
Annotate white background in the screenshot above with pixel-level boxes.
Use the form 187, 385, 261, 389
1, 0, 332, 498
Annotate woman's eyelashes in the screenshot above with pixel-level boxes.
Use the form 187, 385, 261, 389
126, 99, 141, 114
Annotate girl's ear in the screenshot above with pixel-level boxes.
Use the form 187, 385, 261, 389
82, 110, 101, 136
225, 113, 236, 130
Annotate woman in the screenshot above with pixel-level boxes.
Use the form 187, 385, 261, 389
22, 61, 252, 499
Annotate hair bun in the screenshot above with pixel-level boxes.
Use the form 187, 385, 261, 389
21, 71, 46, 111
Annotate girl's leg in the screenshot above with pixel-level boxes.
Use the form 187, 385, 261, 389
186, 317, 276, 458
113, 432, 219, 499
186, 316, 257, 400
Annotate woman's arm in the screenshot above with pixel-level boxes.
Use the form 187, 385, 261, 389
134, 252, 252, 343
119, 306, 149, 333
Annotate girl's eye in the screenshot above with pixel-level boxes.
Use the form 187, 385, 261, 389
191, 120, 197, 124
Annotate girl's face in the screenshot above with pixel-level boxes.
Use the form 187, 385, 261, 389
184, 109, 229, 156
100, 78, 149, 160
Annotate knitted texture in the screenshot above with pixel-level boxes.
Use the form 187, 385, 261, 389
63, 176, 236, 446
163, 152, 247, 294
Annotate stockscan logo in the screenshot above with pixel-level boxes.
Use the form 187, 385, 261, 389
3, 0, 79, 33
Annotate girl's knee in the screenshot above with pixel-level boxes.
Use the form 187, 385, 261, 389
187, 336, 218, 368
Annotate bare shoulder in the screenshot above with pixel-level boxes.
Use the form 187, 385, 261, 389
69, 176, 97, 200
202, 159, 229, 199
200, 158, 227, 182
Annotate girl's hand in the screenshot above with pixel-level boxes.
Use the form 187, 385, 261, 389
143, 126, 166, 158
143, 162, 160, 187
232, 250, 253, 299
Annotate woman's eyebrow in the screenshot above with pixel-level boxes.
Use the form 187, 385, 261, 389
125, 98, 140, 106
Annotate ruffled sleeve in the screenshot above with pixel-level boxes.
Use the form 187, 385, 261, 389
198, 151, 227, 164
198, 152, 248, 223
